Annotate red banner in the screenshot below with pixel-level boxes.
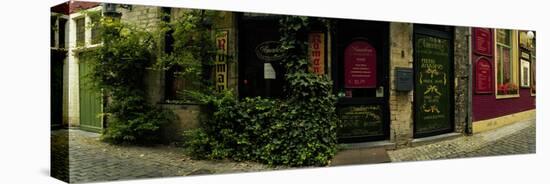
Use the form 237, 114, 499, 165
344, 40, 377, 88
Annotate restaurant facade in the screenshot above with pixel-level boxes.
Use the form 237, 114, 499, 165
52, 2, 535, 149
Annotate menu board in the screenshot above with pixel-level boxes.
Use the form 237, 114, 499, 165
475, 58, 493, 94
344, 40, 377, 88
337, 105, 384, 139
473, 28, 493, 56
414, 34, 452, 134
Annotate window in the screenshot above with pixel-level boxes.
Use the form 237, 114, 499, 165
58, 18, 67, 48
90, 14, 101, 45
75, 17, 85, 47
51, 16, 56, 47
531, 34, 536, 96
495, 29, 518, 97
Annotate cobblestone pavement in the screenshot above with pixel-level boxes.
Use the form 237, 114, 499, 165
51, 129, 282, 183
388, 118, 536, 162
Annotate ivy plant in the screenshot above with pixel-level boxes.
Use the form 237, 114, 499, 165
80, 16, 174, 145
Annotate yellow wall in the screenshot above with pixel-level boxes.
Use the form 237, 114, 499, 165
473, 109, 535, 133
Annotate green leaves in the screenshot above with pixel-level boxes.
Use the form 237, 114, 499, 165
184, 16, 338, 167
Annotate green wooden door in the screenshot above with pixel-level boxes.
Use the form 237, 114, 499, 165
79, 60, 103, 133
413, 26, 454, 137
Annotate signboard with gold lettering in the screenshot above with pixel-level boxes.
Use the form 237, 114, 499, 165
308, 32, 325, 75
215, 30, 229, 92
337, 105, 384, 139
414, 34, 452, 135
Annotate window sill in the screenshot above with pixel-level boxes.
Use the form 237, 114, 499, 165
495, 94, 520, 99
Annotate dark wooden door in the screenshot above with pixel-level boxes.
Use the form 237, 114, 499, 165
413, 25, 454, 138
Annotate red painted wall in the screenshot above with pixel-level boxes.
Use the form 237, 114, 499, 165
471, 28, 536, 122
472, 88, 535, 121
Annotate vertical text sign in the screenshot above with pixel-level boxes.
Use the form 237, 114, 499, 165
215, 30, 229, 92
308, 32, 325, 75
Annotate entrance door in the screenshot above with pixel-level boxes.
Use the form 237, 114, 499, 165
51, 50, 65, 128
238, 15, 285, 98
413, 25, 454, 137
334, 20, 390, 143
79, 59, 103, 133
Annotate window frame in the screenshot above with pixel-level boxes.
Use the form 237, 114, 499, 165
494, 29, 520, 99
74, 16, 86, 47
88, 10, 102, 46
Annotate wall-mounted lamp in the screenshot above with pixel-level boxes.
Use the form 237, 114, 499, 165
527, 31, 535, 40
103, 3, 121, 18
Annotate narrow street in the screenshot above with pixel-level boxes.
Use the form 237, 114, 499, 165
388, 118, 535, 161
51, 130, 281, 183
52, 118, 535, 183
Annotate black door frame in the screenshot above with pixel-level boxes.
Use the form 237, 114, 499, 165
332, 20, 390, 143
413, 24, 456, 138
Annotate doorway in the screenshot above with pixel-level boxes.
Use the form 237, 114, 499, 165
333, 20, 390, 143
413, 25, 455, 138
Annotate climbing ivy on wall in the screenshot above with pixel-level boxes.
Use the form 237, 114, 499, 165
184, 15, 339, 167
80, 17, 174, 145
155, 9, 220, 95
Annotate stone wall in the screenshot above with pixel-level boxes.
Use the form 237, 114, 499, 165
119, 6, 161, 32
453, 27, 470, 134
389, 22, 414, 148
117, 7, 240, 141
119, 6, 165, 104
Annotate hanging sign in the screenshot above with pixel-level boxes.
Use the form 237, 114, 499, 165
344, 40, 377, 88
255, 41, 284, 62
215, 30, 229, 92
475, 58, 493, 94
473, 28, 493, 56
308, 32, 325, 75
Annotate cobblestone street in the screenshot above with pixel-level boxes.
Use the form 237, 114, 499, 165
388, 118, 536, 162
51, 129, 281, 183
51, 118, 535, 183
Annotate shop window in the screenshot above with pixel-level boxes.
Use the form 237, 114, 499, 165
495, 29, 518, 97
75, 17, 85, 47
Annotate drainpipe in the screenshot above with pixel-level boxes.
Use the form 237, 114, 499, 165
466, 28, 473, 135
